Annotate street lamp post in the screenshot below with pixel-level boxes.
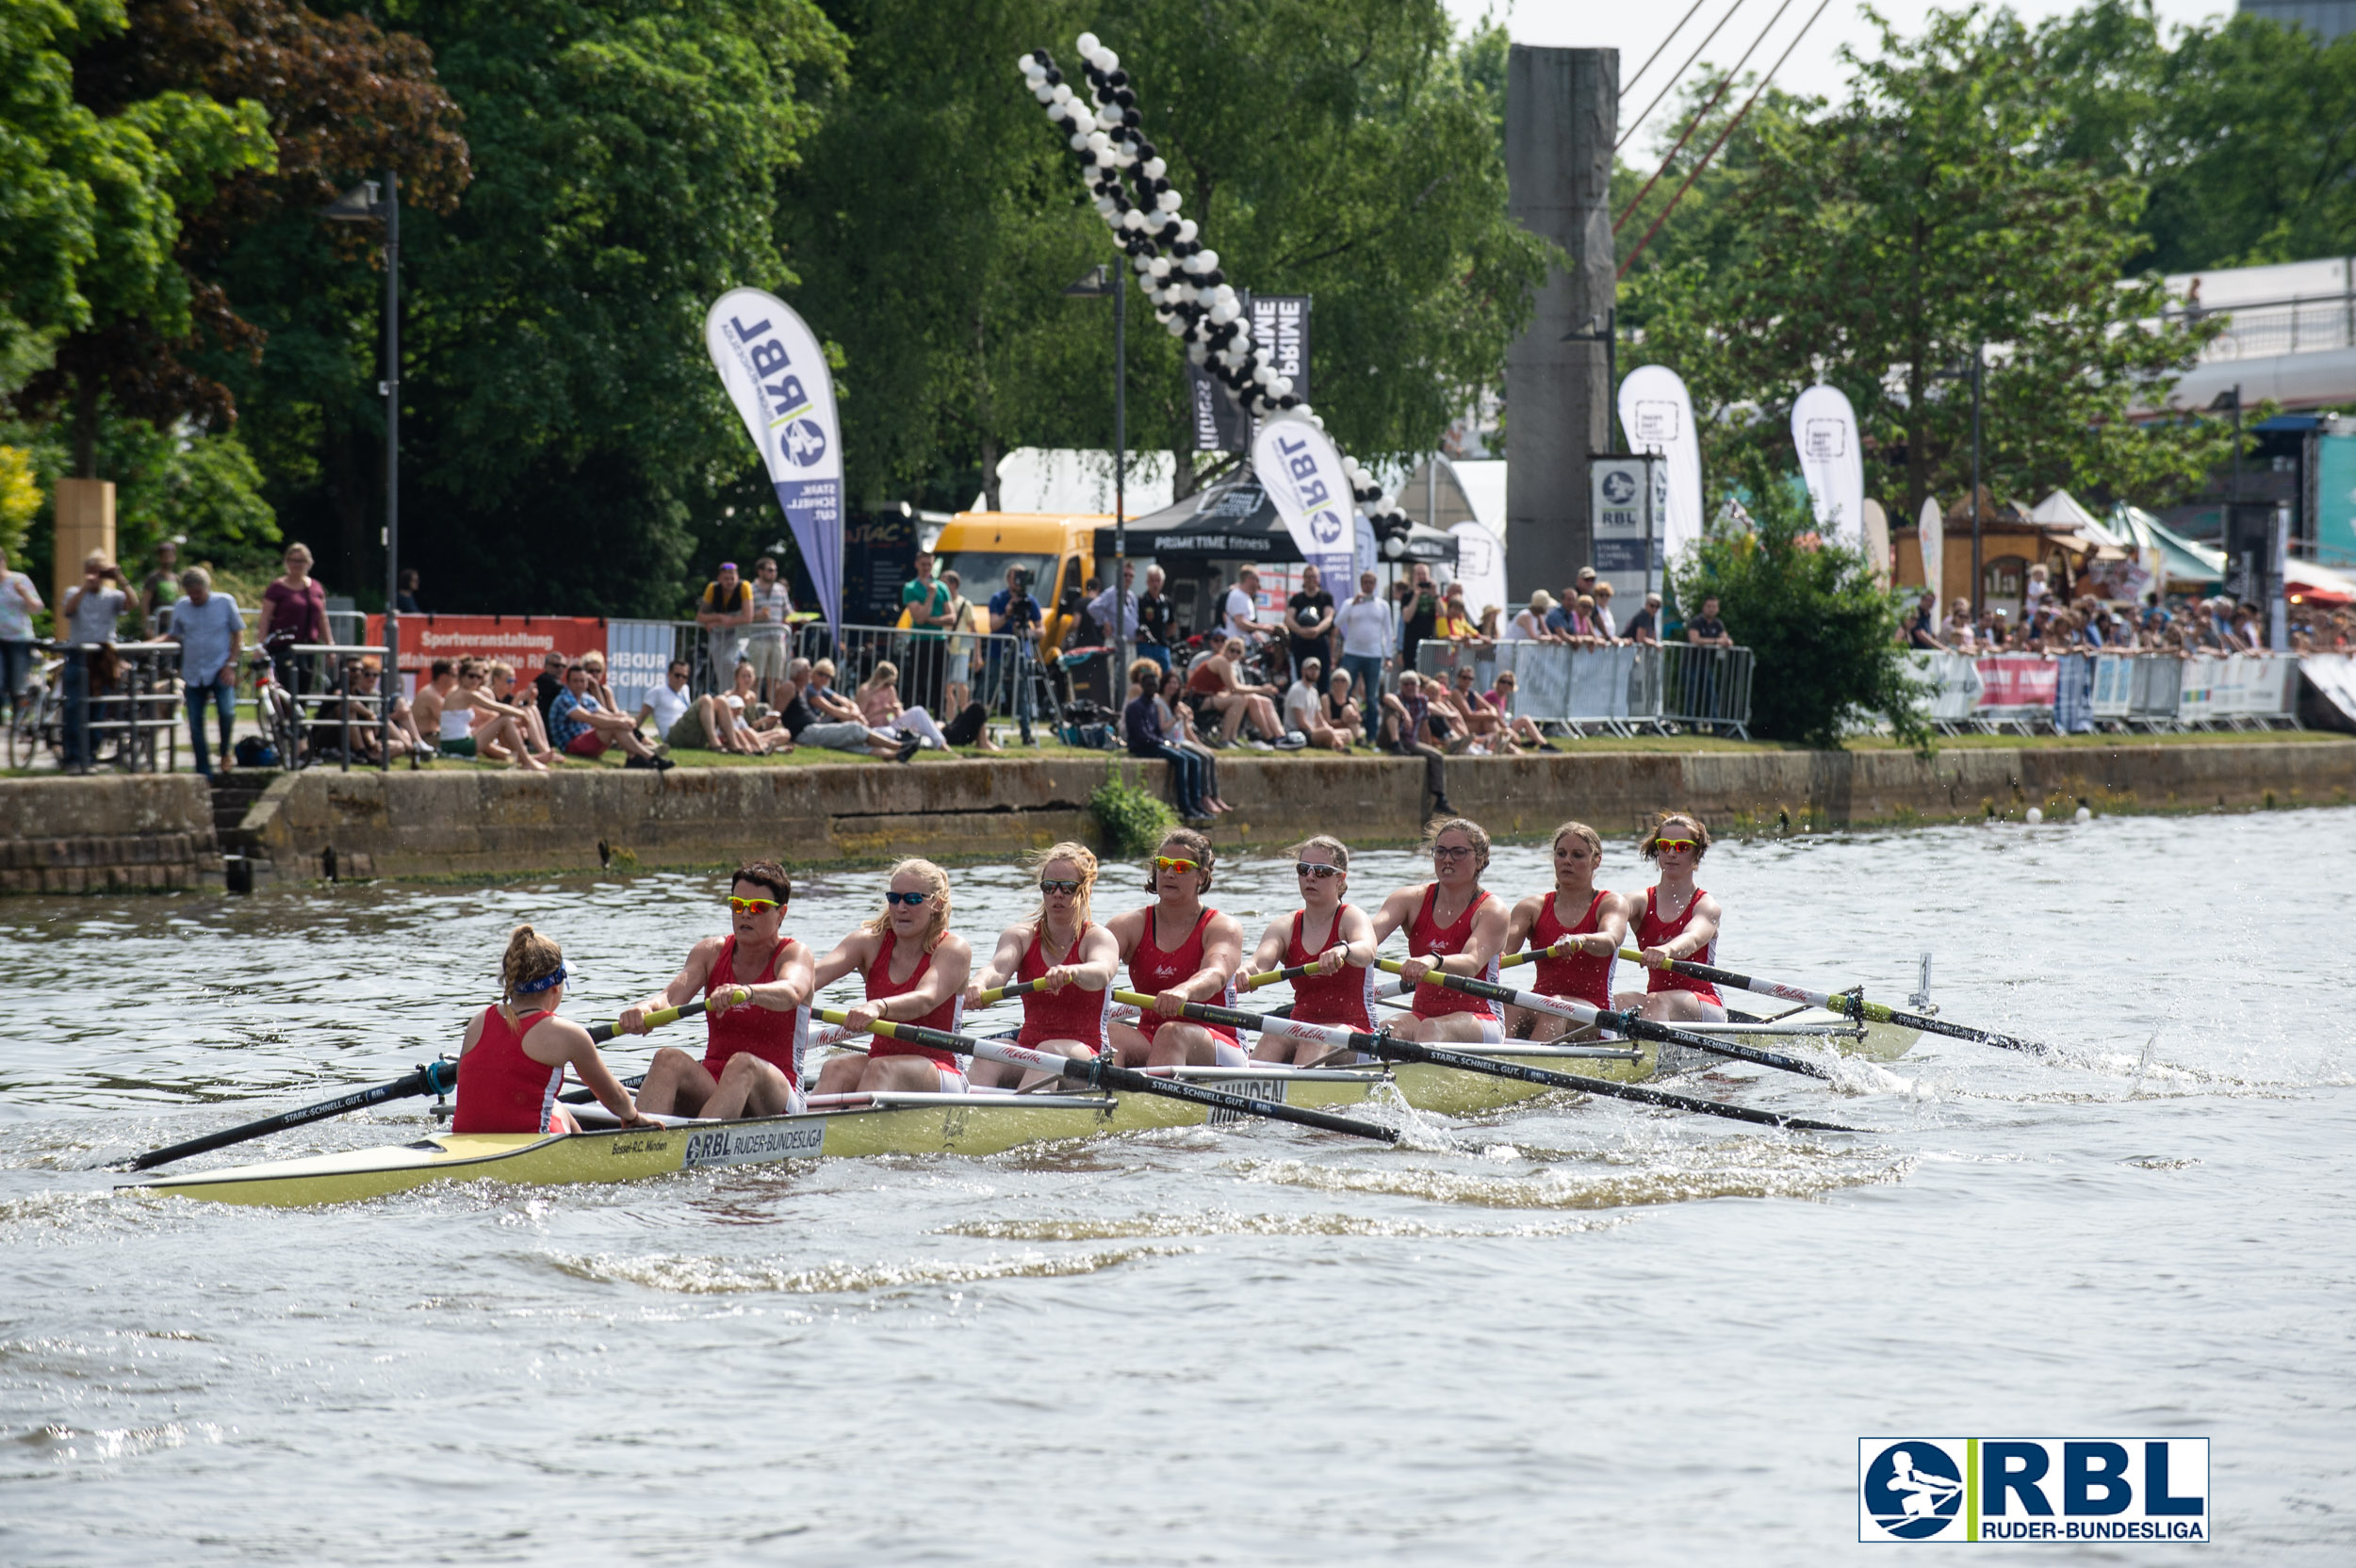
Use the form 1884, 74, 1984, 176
1066, 264, 1130, 687
323, 172, 400, 769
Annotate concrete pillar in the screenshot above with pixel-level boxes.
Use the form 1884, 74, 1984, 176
1503, 46, 1617, 603
53, 478, 116, 615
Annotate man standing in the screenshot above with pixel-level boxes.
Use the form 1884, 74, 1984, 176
166, 565, 243, 777
1088, 562, 1139, 659
744, 556, 794, 705
1685, 595, 1733, 647
58, 553, 129, 768
696, 562, 753, 690
1285, 563, 1335, 680
1334, 569, 1395, 743
1625, 591, 1663, 647
1398, 564, 1440, 675
987, 563, 1043, 719
139, 539, 179, 637
1223, 565, 1281, 645
901, 550, 951, 710
1135, 564, 1175, 673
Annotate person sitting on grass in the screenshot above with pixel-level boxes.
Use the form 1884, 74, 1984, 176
1284, 656, 1350, 751
1446, 664, 1524, 756
483, 661, 556, 761
1186, 635, 1286, 749
858, 657, 992, 750
548, 661, 670, 768
579, 650, 622, 713
414, 658, 548, 771
640, 657, 735, 754
799, 657, 923, 761
722, 660, 797, 753
1485, 668, 1549, 751
1323, 668, 1362, 747
1378, 669, 1453, 818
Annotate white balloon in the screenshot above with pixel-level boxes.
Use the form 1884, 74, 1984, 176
1033, 84, 1055, 103
1071, 132, 1091, 152
1167, 318, 1186, 336
1086, 130, 1109, 151
1156, 190, 1182, 212
1077, 31, 1100, 52
1271, 376, 1293, 398
1252, 364, 1274, 384
1149, 257, 1170, 278
1121, 208, 1146, 230
1187, 341, 1209, 363
1100, 49, 1119, 70
1052, 83, 1072, 104
1176, 220, 1198, 242
1143, 157, 1168, 180
1196, 249, 1219, 272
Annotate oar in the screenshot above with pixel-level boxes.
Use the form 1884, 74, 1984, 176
812, 1008, 1399, 1143
1112, 990, 1857, 1134
1610, 948, 2057, 1060
131, 999, 713, 1169
1373, 960, 1841, 1082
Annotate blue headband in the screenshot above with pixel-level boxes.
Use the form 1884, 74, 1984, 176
514, 964, 568, 995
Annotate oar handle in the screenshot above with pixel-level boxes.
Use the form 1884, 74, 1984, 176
816, 1008, 1399, 1144
973, 979, 1044, 1005
587, 995, 712, 1045
125, 1060, 459, 1171
1240, 964, 1314, 991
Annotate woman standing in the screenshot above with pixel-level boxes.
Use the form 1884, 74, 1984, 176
1373, 816, 1509, 1044
1106, 828, 1250, 1069
454, 924, 653, 1135
1503, 821, 1630, 1039
1612, 811, 1727, 1022
1247, 835, 1377, 1065
812, 858, 974, 1094
966, 842, 1121, 1090
259, 542, 331, 699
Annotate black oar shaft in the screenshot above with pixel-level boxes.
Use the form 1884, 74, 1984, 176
126, 1062, 456, 1170
840, 1016, 1399, 1144
1148, 992, 1857, 1135
1628, 952, 2056, 1060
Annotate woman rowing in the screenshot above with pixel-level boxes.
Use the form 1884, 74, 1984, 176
1502, 820, 1630, 1039
453, 924, 654, 1134
1247, 835, 1377, 1065
624, 860, 816, 1118
1372, 816, 1510, 1044
965, 841, 1120, 1090
1107, 827, 1251, 1069
1612, 810, 1727, 1022
811, 858, 974, 1094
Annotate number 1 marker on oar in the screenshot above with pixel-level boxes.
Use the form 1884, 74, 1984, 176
128, 999, 714, 1170
1610, 948, 2059, 1060
1112, 990, 1859, 1135
812, 1009, 1400, 1144
1371, 960, 1843, 1083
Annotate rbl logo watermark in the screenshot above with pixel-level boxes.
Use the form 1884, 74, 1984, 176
1857, 1437, 2209, 1544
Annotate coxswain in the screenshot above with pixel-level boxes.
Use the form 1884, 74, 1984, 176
454, 924, 653, 1134
1247, 834, 1377, 1065
811, 858, 974, 1094
1372, 816, 1510, 1044
965, 841, 1120, 1090
623, 860, 815, 1118
1502, 820, 1632, 1039
1106, 828, 1252, 1069
1612, 810, 1727, 1022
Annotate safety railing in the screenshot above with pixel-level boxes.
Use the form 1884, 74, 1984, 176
1903, 650, 2300, 733
12, 641, 183, 774
1416, 641, 1754, 739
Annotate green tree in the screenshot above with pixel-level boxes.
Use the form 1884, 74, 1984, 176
1673, 452, 1930, 750
1630, 7, 2230, 524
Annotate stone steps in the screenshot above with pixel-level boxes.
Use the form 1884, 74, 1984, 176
210, 770, 279, 891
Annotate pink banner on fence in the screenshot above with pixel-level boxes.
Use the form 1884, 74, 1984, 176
1974, 655, 2057, 709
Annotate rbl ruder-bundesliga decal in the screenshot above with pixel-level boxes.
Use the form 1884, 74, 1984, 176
1857, 1437, 2210, 1543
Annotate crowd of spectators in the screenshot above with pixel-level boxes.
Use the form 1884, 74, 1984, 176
1902, 586, 2346, 657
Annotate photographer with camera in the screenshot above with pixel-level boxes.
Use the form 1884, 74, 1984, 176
59, 552, 132, 768
987, 563, 1045, 727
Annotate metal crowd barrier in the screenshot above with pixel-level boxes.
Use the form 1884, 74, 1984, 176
785, 621, 1046, 724
1904, 650, 2299, 732
1417, 641, 1754, 739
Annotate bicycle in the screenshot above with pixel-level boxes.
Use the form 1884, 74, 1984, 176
5, 647, 63, 768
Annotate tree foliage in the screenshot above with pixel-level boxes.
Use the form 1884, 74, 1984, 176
1630, 8, 2233, 527
1673, 454, 1930, 751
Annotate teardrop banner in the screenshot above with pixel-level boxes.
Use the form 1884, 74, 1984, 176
1617, 365, 1704, 564
1792, 384, 1864, 547
706, 289, 843, 635
1918, 495, 1944, 614
1252, 414, 1356, 593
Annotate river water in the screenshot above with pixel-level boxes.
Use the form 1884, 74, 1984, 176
1, 810, 2350, 1564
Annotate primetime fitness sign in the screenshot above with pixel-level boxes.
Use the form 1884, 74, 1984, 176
1858, 1437, 2210, 1544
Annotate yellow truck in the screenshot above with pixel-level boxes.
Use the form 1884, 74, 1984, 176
927, 511, 1107, 657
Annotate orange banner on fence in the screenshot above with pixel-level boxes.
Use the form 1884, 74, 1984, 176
365, 613, 611, 678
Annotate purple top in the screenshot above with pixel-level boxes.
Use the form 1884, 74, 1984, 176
261, 577, 328, 644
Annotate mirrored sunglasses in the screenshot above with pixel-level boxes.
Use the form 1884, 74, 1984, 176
882, 890, 931, 906
1654, 837, 1697, 854
1039, 878, 1082, 895
1295, 861, 1342, 879
726, 896, 780, 914
1152, 855, 1201, 874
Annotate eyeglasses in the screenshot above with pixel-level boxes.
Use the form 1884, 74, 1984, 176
1039, 878, 1082, 895
1295, 862, 1341, 879
1432, 844, 1475, 861
1152, 855, 1201, 874
1653, 837, 1698, 854
727, 896, 780, 914
883, 890, 931, 907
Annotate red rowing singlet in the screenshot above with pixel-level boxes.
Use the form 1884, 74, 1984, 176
1286, 906, 1375, 1031
1129, 906, 1237, 1044
1637, 886, 1721, 1003
702, 934, 811, 1087
1017, 922, 1109, 1054
453, 1006, 564, 1134
1531, 890, 1615, 1010
865, 929, 965, 1070
1409, 883, 1498, 1021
